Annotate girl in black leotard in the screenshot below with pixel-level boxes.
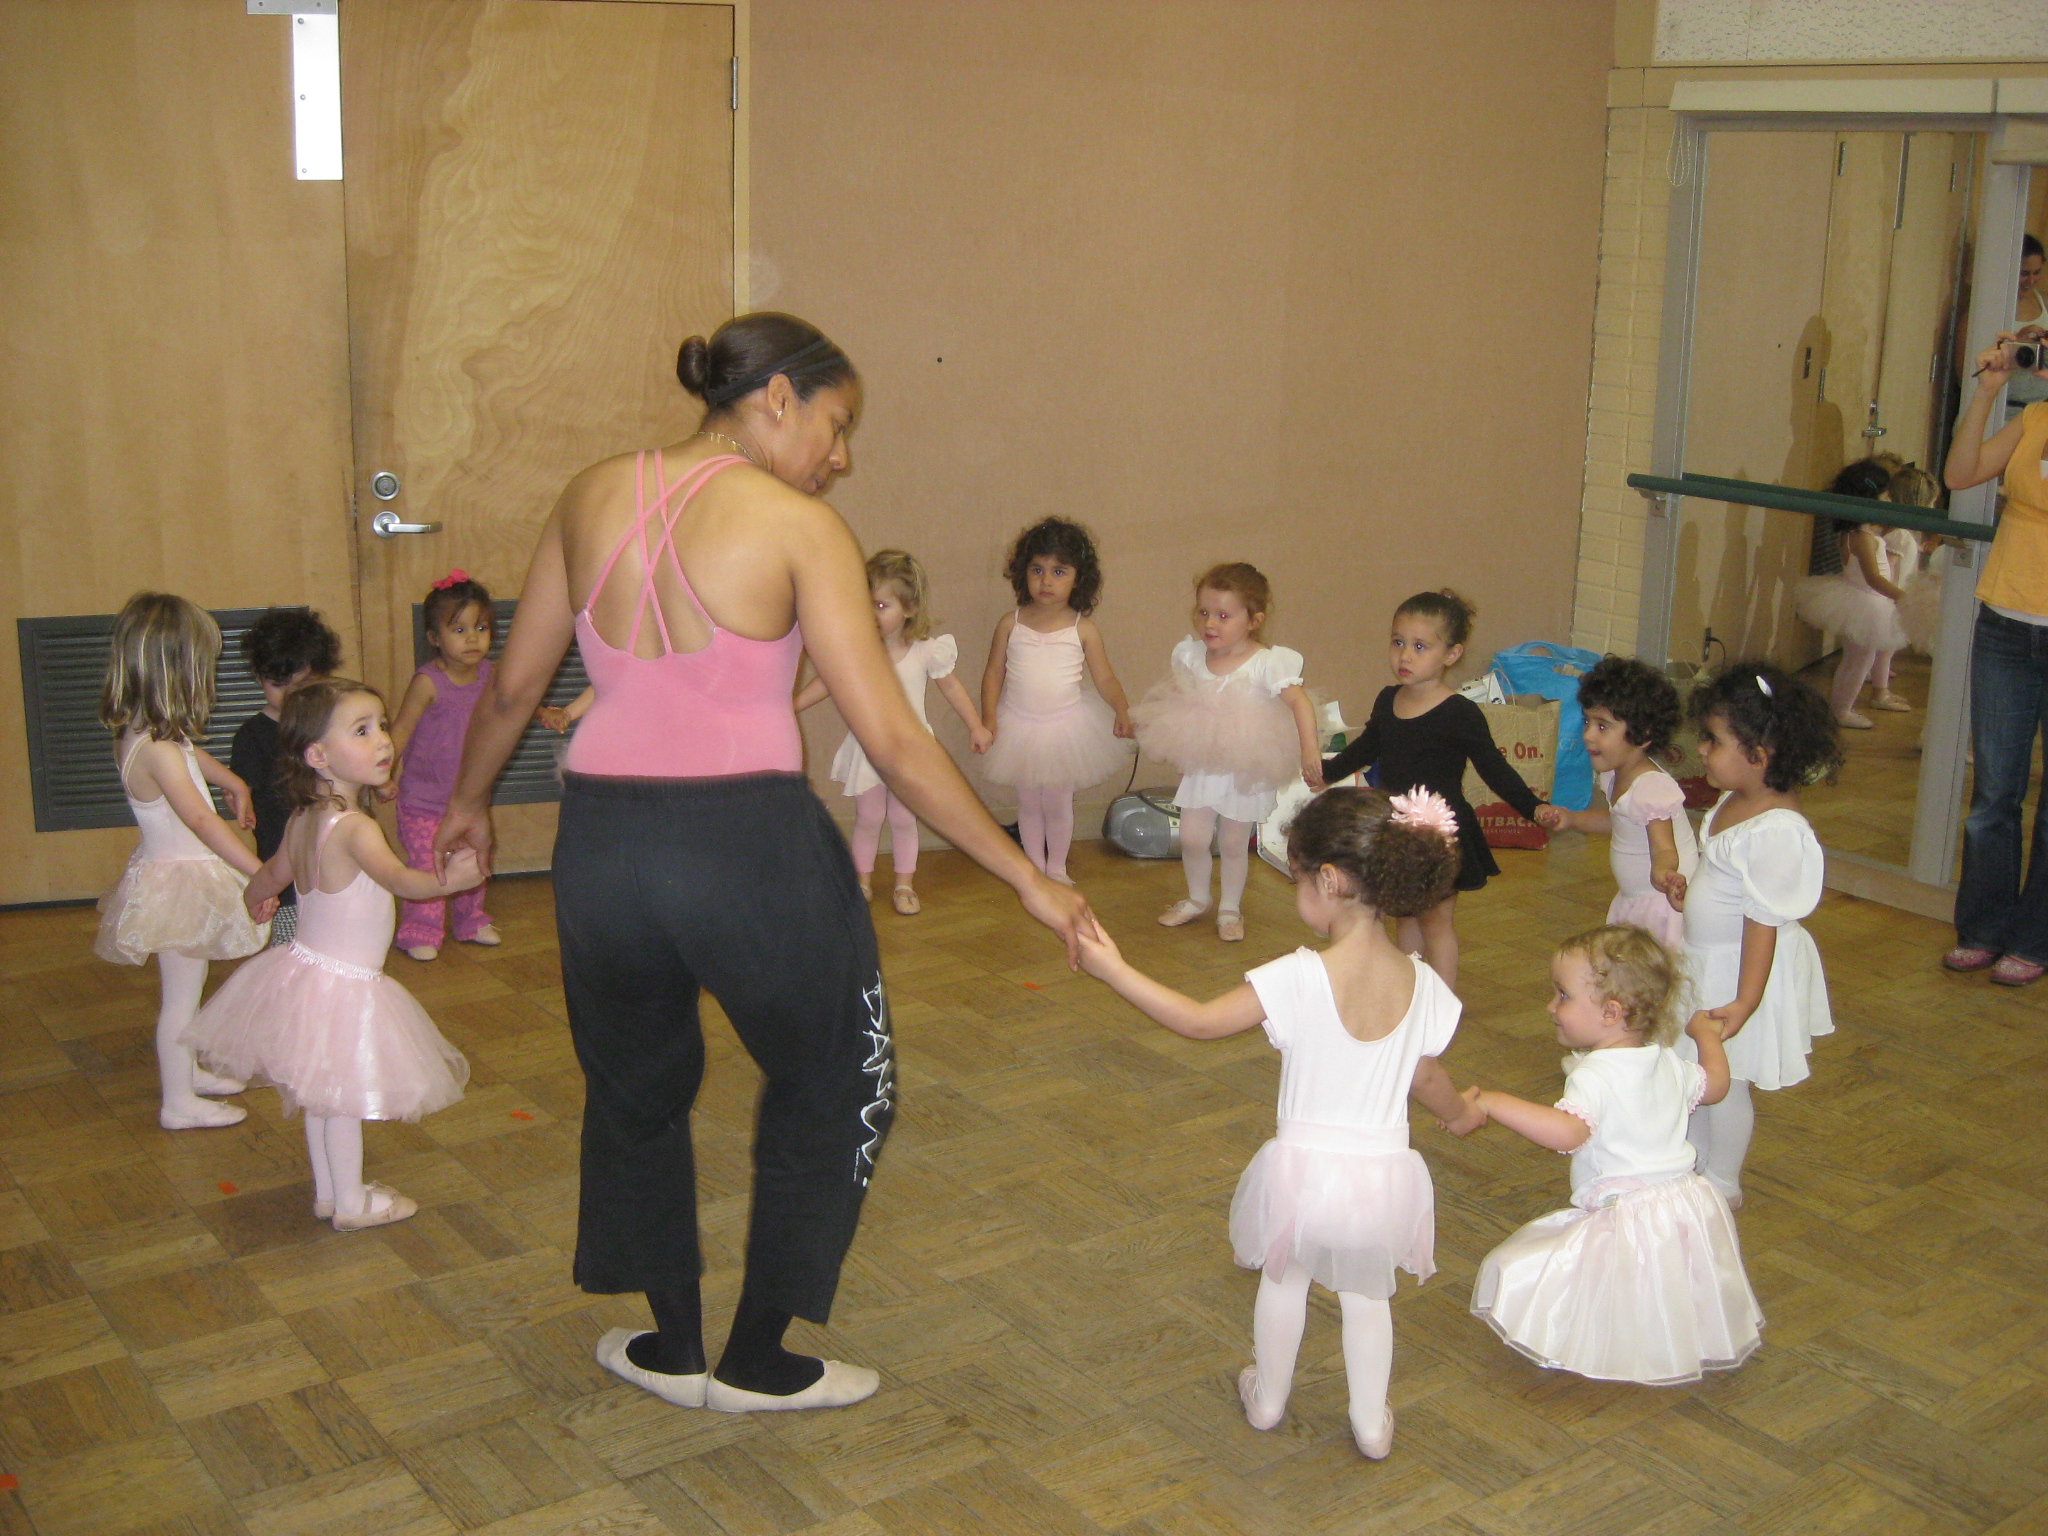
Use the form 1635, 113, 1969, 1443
1322, 590, 1546, 986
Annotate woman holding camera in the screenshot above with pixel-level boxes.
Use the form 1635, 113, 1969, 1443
1942, 331, 2048, 985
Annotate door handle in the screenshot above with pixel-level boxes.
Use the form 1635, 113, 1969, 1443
371, 510, 443, 538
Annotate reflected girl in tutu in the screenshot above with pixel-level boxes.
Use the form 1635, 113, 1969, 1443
1078, 786, 1475, 1461
1133, 563, 1324, 942
1461, 924, 1762, 1385
185, 679, 478, 1231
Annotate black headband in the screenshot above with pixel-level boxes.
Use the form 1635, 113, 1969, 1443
703, 337, 845, 407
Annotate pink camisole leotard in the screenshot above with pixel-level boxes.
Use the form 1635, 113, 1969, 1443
563, 451, 805, 778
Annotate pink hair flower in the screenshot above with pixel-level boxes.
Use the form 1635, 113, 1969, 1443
432, 569, 470, 590
1389, 788, 1459, 841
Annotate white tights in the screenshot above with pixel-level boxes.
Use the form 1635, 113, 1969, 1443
156, 952, 244, 1128
1179, 806, 1253, 914
1243, 1264, 1393, 1441
1015, 785, 1075, 880
305, 1114, 366, 1214
1687, 1076, 1755, 1201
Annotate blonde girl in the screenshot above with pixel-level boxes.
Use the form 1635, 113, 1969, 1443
1322, 590, 1547, 985
1133, 563, 1323, 941
1079, 786, 1474, 1461
797, 550, 991, 912
95, 592, 269, 1130
1461, 925, 1761, 1385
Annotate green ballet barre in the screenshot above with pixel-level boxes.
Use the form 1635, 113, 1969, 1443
1626, 472, 1995, 542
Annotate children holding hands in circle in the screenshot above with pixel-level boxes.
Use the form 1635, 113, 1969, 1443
797, 549, 991, 913
1134, 563, 1323, 942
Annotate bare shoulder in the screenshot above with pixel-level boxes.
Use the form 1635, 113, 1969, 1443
1075, 614, 1103, 641
990, 609, 1019, 640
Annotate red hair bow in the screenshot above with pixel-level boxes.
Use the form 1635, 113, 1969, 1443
432, 570, 469, 590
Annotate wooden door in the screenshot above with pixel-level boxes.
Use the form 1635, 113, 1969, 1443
0, 0, 358, 904
341, 0, 735, 871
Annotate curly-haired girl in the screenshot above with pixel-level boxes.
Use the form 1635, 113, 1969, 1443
1537, 656, 1697, 950
1662, 663, 1839, 1207
1077, 786, 1477, 1462
978, 517, 1133, 882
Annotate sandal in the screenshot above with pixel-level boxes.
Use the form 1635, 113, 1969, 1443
892, 886, 921, 916
1942, 946, 2000, 972
1158, 899, 1210, 928
1991, 956, 2046, 987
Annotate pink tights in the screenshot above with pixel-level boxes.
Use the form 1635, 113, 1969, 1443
850, 786, 919, 880
1831, 644, 1895, 717
1015, 785, 1075, 881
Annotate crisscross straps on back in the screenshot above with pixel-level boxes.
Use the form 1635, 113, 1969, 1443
581, 451, 749, 656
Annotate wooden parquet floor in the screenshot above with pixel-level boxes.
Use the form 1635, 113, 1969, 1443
0, 829, 2044, 1535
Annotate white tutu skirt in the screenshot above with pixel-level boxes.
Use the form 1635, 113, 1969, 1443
1899, 553, 1952, 654
1471, 1173, 1762, 1386
1229, 1131, 1435, 1298
1794, 574, 1908, 652
1608, 889, 1684, 952
981, 693, 1130, 790
1132, 680, 1298, 791
95, 855, 268, 965
1683, 921, 1831, 1089
831, 727, 933, 800
184, 942, 468, 1121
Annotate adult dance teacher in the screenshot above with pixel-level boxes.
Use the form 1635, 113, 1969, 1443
434, 313, 1091, 1411
1943, 329, 2048, 986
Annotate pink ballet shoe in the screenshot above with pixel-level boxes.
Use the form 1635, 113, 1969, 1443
892, 885, 921, 916
1158, 899, 1210, 928
190, 1068, 246, 1097
331, 1184, 417, 1231
159, 1099, 248, 1131
1835, 710, 1874, 730
1216, 911, 1245, 943
596, 1328, 708, 1408
1354, 1406, 1395, 1460
1237, 1366, 1284, 1430
312, 1198, 334, 1221
1869, 691, 1912, 712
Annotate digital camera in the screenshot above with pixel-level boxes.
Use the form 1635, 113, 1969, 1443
2007, 339, 2047, 371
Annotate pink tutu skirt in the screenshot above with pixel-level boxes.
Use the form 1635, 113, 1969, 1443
184, 941, 468, 1121
1608, 889, 1684, 951
1228, 1122, 1435, 1298
1132, 679, 1299, 793
95, 855, 268, 965
1471, 1172, 1761, 1385
981, 692, 1130, 790
1794, 574, 1908, 652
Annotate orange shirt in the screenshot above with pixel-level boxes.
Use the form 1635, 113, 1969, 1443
1979, 402, 2048, 617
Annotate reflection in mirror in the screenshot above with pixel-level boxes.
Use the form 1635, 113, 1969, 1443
1675, 129, 1994, 871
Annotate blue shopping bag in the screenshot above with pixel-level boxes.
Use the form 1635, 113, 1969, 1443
1488, 641, 1601, 811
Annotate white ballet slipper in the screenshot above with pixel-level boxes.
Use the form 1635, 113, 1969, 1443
190, 1068, 246, 1097
331, 1184, 417, 1231
404, 945, 439, 962
1237, 1366, 1284, 1431
1354, 1406, 1395, 1460
465, 925, 502, 947
159, 1099, 248, 1131
595, 1328, 708, 1408
704, 1361, 879, 1413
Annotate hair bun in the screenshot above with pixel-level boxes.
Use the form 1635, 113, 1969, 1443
676, 335, 711, 396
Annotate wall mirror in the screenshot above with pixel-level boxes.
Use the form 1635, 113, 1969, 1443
1651, 117, 2043, 901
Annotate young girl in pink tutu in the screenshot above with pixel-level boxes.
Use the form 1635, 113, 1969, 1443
1461, 924, 1761, 1385
96, 593, 270, 1131
797, 549, 992, 913
978, 518, 1133, 883
186, 679, 478, 1231
1794, 461, 1910, 729
1133, 563, 1324, 942
1535, 656, 1696, 951
1079, 786, 1476, 1461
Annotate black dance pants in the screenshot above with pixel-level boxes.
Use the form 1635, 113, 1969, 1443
552, 771, 895, 1322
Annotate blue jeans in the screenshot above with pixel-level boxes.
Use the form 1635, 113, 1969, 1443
1957, 606, 2048, 962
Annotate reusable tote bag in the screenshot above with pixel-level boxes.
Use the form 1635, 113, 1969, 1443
1489, 641, 1600, 811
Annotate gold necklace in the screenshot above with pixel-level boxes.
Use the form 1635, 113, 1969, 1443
693, 430, 759, 465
